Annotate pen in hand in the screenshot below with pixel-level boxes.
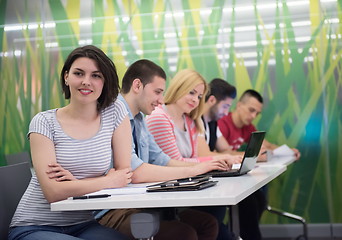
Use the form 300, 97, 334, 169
260, 151, 267, 155
72, 194, 111, 200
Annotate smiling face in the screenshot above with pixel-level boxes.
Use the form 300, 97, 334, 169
64, 57, 104, 107
175, 83, 205, 114
138, 75, 166, 115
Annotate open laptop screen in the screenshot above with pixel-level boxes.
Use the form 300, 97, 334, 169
238, 131, 266, 174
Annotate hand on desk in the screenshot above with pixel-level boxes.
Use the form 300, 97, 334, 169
255, 144, 269, 162
257, 153, 267, 162
256, 145, 301, 162
212, 154, 243, 167
194, 155, 243, 175
195, 158, 230, 174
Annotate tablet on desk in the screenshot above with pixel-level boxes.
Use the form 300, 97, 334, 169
146, 176, 218, 192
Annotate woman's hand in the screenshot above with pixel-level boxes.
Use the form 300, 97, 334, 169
46, 163, 77, 182
212, 154, 243, 167
194, 157, 231, 174
105, 168, 133, 188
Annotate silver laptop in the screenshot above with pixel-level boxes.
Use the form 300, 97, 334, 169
205, 131, 266, 177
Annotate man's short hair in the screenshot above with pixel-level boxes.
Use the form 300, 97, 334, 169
205, 78, 236, 102
239, 89, 263, 103
121, 59, 166, 94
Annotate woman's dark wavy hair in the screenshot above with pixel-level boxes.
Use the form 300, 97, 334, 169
60, 45, 119, 111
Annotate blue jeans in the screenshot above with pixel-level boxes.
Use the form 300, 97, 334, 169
9, 220, 129, 240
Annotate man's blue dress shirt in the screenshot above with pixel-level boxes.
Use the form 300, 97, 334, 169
118, 94, 170, 170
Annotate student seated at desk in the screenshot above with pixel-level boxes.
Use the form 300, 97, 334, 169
146, 70, 241, 165
96, 60, 234, 240
217, 89, 301, 240
198, 78, 241, 156
146, 70, 242, 240
218, 89, 301, 161
9, 45, 132, 240
199, 79, 267, 240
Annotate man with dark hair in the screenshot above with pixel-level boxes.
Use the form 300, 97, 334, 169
218, 89, 264, 151
218, 89, 300, 158
199, 81, 285, 240
217, 89, 301, 240
205, 78, 237, 102
121, 59, 166, 94
198, 78, 238, 154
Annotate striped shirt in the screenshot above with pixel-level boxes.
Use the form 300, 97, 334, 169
146, 105, 212, 163
10, 100, 127, 227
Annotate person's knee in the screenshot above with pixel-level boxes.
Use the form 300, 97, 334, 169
201, 213, 219, 238
156, 220, 197, 240
172, 222, 198, 240
178, 208, 219, 239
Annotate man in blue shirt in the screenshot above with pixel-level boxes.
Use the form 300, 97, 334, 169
98, 59, 231, 240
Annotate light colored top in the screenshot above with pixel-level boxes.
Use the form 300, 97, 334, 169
146, 105, 212, 162
11, 100, 127, 227
173, 116, 192, 158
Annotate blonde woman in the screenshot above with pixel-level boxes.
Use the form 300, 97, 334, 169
146, 69, 241, 165
146, 69, 241, 240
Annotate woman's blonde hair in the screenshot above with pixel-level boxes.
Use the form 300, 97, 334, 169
164, 69, 208, 133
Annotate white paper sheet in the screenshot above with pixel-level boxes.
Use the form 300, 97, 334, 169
86, 184, 147, 196
272, 144, 295, 156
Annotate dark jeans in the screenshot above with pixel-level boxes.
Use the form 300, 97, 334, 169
238, 189, 267, 240
193, 206, 234, 240
9, 220, 128, 240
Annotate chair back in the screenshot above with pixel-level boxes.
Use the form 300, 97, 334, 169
5, 152, 32, 166
0, 162, 32, 239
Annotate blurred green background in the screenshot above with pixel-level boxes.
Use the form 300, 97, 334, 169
0, 0, 341, 224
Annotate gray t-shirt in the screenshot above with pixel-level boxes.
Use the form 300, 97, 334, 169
10, 100, 127, 227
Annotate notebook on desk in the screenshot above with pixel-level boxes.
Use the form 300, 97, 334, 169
204, 131, 266, 177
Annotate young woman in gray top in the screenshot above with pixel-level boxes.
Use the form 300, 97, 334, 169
9, 45, 132, 240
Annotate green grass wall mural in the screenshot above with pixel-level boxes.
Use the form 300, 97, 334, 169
0, 0, 341, 224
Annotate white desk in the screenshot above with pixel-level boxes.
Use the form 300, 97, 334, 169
51, 165, 286, 237
51, 165, 286, 211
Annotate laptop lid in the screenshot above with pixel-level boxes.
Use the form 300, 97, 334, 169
197, 131, 266, 178
235, 131, 266, 174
